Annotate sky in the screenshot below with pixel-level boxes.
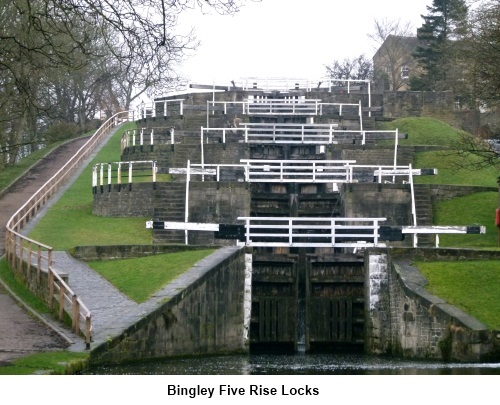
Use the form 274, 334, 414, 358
173, 0, 432, 88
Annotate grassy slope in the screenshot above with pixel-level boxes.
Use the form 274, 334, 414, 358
28, 122, 153, 250
88, 249, 216, 303
379, 117, 468, 146
416, 260, 500, 330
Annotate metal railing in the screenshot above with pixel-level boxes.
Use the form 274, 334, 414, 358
234, 77, 372, 115
240, 159, 355, 183
171, 160, 427, 185
5, 110, 133, 348
200, 124, 398, 145
92, 160, 157, 192
121, 127, 175, 151
137, 99, 184, 118
206, 99, 362, 117
238, 216, 386, 247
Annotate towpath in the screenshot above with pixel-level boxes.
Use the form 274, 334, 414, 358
0, 138, 89, 363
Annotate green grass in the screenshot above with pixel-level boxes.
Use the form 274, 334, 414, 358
379, 117, 499, 187
416, 260, 500, 329
413, 150, 499, 187
0, 259, 51, 315
0, 351, 89, 375
28, 122, 154, 250
87, 249, 216, 303
378, 117, 466, 146
434, 192, 499, 248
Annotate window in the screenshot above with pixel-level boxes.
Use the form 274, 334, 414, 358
401, 65, 410, 79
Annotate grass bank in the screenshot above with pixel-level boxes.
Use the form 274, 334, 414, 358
0, 351, 89, 375
87, 249, 216, 303
416, 260, 500, 330
434, 192, 498, 248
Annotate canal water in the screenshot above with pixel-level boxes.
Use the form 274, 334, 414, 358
85, 352, 500, 375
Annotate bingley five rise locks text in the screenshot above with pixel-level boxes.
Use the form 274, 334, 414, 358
167, 384, 320, 399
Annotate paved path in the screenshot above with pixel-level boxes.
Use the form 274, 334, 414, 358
52, 251, 141, 351
0, 138, 90, 363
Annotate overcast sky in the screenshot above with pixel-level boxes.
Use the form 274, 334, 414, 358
173, 0, 432, 87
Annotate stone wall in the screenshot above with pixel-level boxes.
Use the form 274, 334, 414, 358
365, 248, 500, 361
72, 244, 215, 261
89, 246, 247, 365
121, 145, 174, 173
187, 182, 251, 245
341, 183, 413, 243
92, 182, 155, 217
422, 184, 497, 203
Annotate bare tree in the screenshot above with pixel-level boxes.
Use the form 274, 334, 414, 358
0, 0, 248, 164
325, 54, 373, 83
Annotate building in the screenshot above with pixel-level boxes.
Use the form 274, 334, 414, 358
372, 35, 421, 92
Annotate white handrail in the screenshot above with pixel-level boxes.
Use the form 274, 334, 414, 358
238, 216, 386, 248
138, 99, 184, 118
170, 161, 430, 185
5, 110, 132, 348
92, 160, 157, 190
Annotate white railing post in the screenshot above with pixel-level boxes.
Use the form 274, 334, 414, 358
368, 81, 372, 117
200, 128, 205, 182
128, 162, 133, 185
99, 164, 104, 190
245, 218, 251, 245
92, 166, 97, 189
107, 164, 112, 190
185, 160, 190, 245
359, 100, 363, 131
331, 219, 336, 246
393, 129, 399, 183
179, 100, 183, 116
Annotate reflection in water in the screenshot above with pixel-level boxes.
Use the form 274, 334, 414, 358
84, 353, 500, 375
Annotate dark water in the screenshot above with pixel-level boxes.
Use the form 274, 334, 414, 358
84, 353, 500, 375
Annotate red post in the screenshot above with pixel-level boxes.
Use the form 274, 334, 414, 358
495, 208, 500, 246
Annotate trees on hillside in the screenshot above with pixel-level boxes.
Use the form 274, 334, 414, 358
0, 0, 245, 166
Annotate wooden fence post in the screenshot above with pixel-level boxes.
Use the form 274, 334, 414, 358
48, 270, 54, 309
72, 295, 80, 334
59, 283, 65, 320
